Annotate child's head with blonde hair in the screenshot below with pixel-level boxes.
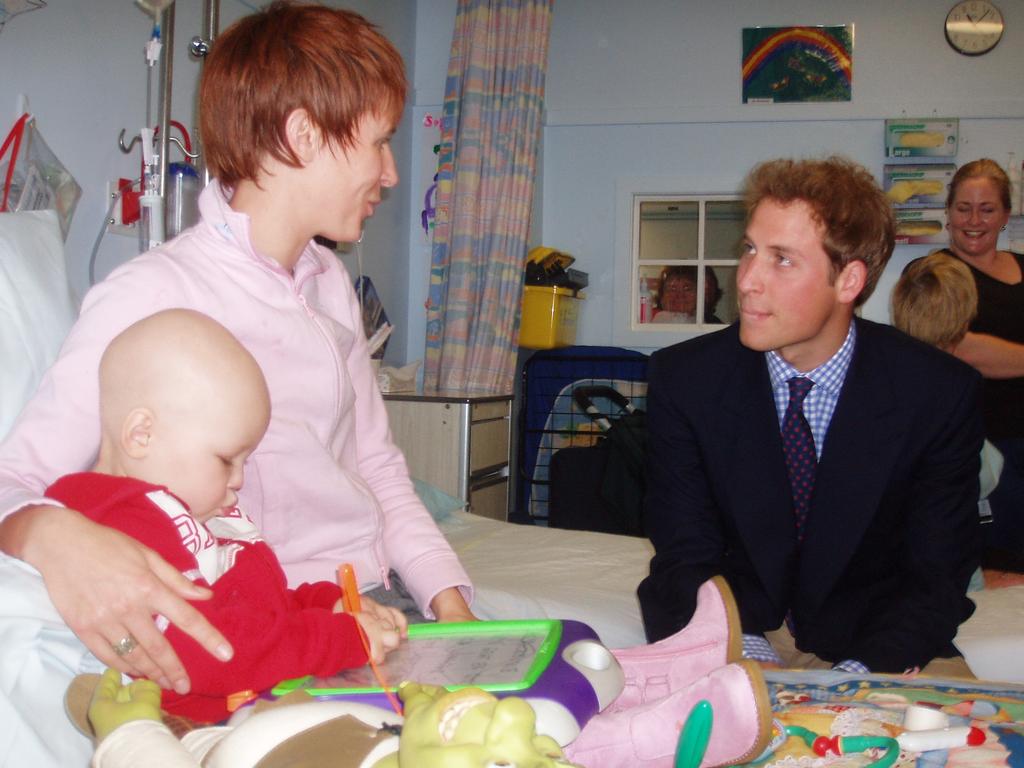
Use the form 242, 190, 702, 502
891, 252, 977, 351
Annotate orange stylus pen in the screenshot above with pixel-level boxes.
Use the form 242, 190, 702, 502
338, 563, 362, 613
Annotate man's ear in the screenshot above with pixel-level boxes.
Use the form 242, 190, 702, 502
285, 108, 321, 165
836, 260, 867, 305
122, 408, 154, 459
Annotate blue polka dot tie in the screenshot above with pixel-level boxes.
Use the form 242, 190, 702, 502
782, 376, 817, 542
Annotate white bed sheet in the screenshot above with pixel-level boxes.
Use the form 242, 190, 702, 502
955, 584, 1024, 683
442, 511, 1024, 683
440, 510, 653, 649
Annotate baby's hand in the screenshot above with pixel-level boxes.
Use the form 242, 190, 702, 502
88, 667, 163, 741
331, 596, 408, 636
358, 595, 409, 638
354, 609, 402, 664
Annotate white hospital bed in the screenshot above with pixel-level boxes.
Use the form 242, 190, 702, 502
441, 499, 1024, 678
441, 509, 652, 649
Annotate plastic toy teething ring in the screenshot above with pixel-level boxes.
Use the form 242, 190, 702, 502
112, 634, 139, 657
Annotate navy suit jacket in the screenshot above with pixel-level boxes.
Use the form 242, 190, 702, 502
638, 318, 984, 672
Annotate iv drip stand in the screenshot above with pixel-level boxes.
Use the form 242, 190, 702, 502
118, 0, 220, 243
154, 2, 173, 203
194, 0, 220, 187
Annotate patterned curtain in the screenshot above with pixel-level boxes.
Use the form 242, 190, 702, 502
423, 0, 553, 393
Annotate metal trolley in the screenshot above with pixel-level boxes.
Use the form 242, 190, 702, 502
517, 346, 648, 523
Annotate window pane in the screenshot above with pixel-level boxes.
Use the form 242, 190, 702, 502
638, 201, 699, 261
631, 195, 742, 333
705, 265, 738, 325
705, 200, 746, 260
637, 264, 700, 326
637, 265, 658, 324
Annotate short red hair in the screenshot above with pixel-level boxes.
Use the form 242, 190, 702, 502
199, 1, 407, 187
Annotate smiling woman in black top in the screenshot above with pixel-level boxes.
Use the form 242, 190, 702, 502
938, 158, 1024, 562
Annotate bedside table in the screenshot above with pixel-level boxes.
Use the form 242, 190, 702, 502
383, 390, 513, 520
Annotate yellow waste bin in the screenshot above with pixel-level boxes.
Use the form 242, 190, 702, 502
519, 285, 583, 349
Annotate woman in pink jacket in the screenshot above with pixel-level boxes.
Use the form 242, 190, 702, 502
0, 0, 474, 709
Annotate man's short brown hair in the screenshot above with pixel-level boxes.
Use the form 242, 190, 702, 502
892, 252, 977, 350
199, 1, 407, 188
743, 156, 895, 306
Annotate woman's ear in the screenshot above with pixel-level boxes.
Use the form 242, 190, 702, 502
122, 408, 154, 459
285, 108, 321, 165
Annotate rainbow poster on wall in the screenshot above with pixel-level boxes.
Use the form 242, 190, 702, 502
742, 25, 853, 104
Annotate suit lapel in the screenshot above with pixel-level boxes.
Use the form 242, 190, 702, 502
719, 341, 800, 601
797, 320, 907, 611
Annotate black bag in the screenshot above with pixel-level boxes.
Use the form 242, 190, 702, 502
548, 386, 647, 536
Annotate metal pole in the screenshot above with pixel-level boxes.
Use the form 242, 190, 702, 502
195, 0, 220, 186
157, 3, 173, 207
203, 0, 220, 52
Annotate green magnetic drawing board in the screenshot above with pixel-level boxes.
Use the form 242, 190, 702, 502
272, 619, 563, 697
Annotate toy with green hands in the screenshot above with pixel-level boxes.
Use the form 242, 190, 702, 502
88, 669, 164, 741
81, 669, 583, 768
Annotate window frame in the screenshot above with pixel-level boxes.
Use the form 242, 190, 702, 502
612, 178, 743, 348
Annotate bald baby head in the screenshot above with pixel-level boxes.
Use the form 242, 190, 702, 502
96, 309, 270, 520
100, 310, 268, 430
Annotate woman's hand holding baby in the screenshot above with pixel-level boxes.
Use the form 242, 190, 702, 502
2, 504, 232, 694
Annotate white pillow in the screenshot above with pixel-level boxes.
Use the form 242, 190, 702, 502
0, 210, 77, 441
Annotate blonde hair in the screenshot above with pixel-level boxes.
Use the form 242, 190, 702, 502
891, 252, 977, 349
947, 158, 1011, 211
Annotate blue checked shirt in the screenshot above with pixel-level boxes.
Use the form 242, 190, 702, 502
742, 322, 868, 673
765, 321, 857, 458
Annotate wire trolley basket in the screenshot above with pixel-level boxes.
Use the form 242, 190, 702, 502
518, 346, 648, 522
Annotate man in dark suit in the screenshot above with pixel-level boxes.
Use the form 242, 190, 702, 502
638, 156, 983, 675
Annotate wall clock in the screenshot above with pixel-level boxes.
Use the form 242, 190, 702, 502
945, 0, 1005, 56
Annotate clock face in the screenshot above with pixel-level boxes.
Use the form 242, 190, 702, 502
945, 0, 1005, 55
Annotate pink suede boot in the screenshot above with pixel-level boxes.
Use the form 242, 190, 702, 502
608, 575, 742, 712
564, 660, 773, 768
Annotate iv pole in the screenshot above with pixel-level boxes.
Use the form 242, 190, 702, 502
192, 0, 220, 186
120, 0, 220, 247
158, 0, 221, 215
155, 2, 173, 204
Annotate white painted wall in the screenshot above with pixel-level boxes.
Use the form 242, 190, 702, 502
541, 0, 1024, 352
4, 1, 1024, 363
0, 0, 417, 361
540, 0, 1019, 352
0, 0, 226, 299
404, 0, 1024, 359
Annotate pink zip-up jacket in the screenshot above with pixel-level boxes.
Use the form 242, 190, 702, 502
0, 182, 472, 616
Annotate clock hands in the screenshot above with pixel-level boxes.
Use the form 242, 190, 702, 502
959, 8, 992, 29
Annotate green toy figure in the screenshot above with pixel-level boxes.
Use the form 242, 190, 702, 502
78, 668, 581, 768
392, 682, 573, 768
